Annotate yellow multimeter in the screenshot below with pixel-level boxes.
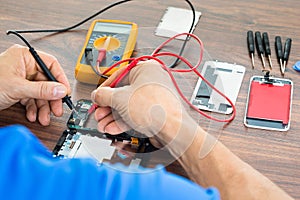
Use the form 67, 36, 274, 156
75, 19, 138, 84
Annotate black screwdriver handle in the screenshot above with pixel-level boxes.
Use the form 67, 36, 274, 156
247, 31, 255, 54
275, 36, 283, 59
255, 31, 264, 54
262, 32, 271, 55
283, 38, 292, 61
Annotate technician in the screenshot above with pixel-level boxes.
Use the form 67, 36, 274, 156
0, 45, 293, 200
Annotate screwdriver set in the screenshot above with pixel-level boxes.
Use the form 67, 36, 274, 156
247, 30, 292, 75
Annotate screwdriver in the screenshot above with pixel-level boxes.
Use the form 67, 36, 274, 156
262, 32, 273, 69
255, 31, 266, 68
247, 31, 255, 68
275, 36, 284, 74
283, 38, 292, 72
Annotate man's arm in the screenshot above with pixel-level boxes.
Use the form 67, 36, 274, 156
92, 60, 293, 199
174, 126, 292, 200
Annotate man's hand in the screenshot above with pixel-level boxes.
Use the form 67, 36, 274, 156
91, 60, 199, 155
0, 44, 71, 126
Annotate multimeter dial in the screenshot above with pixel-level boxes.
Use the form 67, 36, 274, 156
81, 22, 132, 66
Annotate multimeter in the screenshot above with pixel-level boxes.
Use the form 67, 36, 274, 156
75, 19, 138, 84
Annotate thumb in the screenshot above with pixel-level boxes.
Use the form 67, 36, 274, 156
91, 87, 115, 107
18, 80, 68, 100
91, 86, 130, 108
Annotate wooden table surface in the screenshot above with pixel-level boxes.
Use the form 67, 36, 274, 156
0, 0, 299, 198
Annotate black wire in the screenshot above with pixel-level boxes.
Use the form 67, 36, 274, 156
6, 31, 33, 48
8, 0, 196, 68
14, 0, 133, 33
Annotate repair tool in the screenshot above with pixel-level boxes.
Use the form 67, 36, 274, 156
247, 31, 255, 68
283, 38, 292, 72
255, 31, 266, 68
275, 36, 284, 74
6, 31, 76, 112
262, 32, 272, 69
75, 19, 138, 85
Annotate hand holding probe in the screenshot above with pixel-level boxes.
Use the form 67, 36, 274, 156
247, 31, 255, 68
6, 31, 76, 111
283, 38, 292, 72
275, 36, 284, 74
262, 32, 273, 69
255, 31, 266, 68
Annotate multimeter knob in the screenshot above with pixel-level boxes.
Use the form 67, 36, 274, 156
93, 36, 120, 51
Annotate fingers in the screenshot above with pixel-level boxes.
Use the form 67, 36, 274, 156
94, 106, 130, 134
21, 99, 50, 126
21, 99, 37, 123
21, 98, 62, 126
94, 106, 112, 121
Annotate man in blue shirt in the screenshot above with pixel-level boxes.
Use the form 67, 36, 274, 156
0, 45, 292, 199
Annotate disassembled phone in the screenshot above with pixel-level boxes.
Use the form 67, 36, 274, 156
53, 99, 156, 167
190, 61, 245, 114
75, 19, 138, 84
244, 75, 293, 131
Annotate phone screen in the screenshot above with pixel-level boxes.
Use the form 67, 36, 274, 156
244, 76, 293, 131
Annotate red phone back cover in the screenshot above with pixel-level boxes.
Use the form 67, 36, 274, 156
247, 81, 291, 124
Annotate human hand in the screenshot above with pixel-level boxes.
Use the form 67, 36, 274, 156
92, 60, 199, 156
0, 44, 71, 126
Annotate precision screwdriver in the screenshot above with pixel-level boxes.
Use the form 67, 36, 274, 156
262, 32, 273, 69
275, 36, 284, 74
255, 31, 266, 68
247, 31, 255, 68
283, 38, 292, 72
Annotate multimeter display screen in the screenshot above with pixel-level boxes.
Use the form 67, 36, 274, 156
94, 22, 132, 34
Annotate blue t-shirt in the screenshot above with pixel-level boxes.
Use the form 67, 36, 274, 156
0, 125, 219, 200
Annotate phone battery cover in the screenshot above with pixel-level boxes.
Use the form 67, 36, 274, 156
247, 81, 291, 124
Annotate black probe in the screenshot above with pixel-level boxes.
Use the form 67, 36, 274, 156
262, 32, 272, 69
6, 31, 76, 111
283, 38, 292, 71
247, 31, 255, 68
255, 31, 266, 68
275, 36, 284, 74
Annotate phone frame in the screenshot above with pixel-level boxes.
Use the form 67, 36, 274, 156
244, 75, 293, 131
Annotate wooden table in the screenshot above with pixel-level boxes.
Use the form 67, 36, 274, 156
0, 0, 299, 198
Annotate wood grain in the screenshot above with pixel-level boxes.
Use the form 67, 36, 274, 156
0, 0, 299, 198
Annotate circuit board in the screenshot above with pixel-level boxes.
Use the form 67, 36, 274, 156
54, 99, 156, 167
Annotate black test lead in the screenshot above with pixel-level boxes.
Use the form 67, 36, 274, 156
247, 31, 255, 68
255, 31, 266, 69
262, 32, 272, 69
6, 31, 77, 112
275, 36, 284, 74
283, 38, 292, 72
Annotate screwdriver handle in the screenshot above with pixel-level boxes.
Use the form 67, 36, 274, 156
275, 36, 283, 59
247, 31, 255, 54
255, 31, 264, 54
283, 38, 292, 61
262, 32, 271, 55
